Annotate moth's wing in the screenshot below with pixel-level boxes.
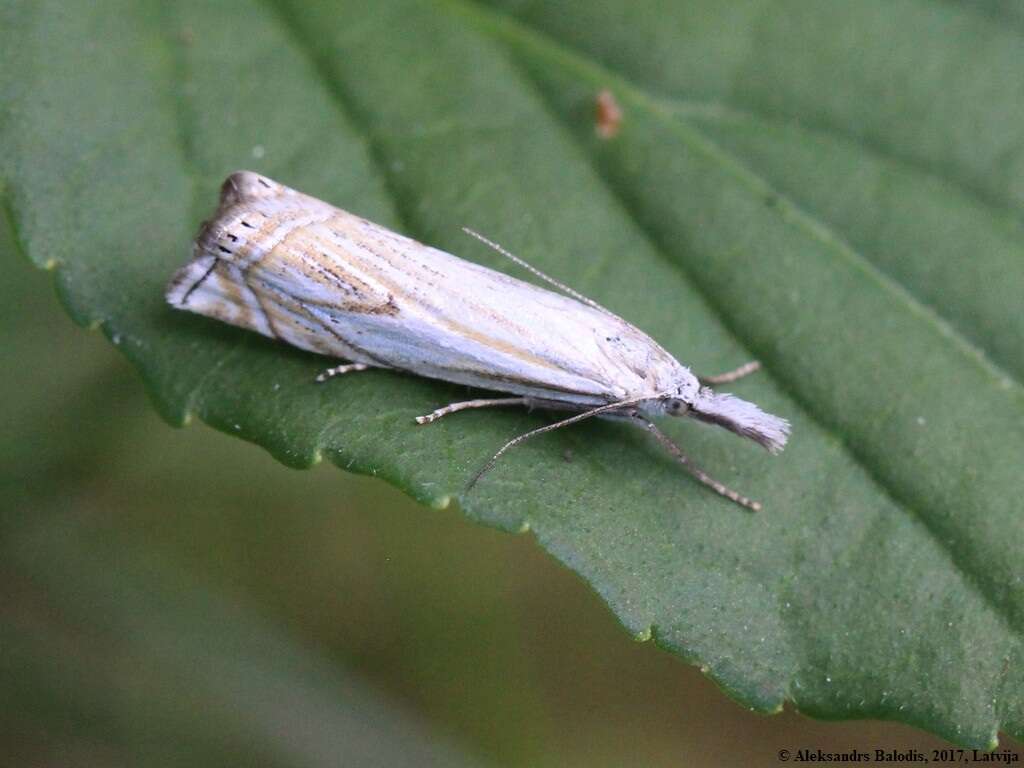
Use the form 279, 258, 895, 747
290, 215, 686, 404
166, 172, 379, 360
242, 232, 402, 364
168, 171, 687, 403
166, 251, 275, 339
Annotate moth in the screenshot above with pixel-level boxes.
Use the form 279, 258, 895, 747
166, 172, 789, 510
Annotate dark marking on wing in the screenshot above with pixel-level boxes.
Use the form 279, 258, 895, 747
179, 258, 220, 306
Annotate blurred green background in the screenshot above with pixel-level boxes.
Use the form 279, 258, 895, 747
5, 210, 1022, 764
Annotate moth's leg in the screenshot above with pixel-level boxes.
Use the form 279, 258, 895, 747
634, 415, 762, 512
466, 398, 657, 490
467, 406, 617, 489
699, 360, 760, 385
415, 397, 528, 425
316, 362, 370, 382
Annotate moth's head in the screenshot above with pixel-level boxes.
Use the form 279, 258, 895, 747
651, 370, 698, 418
657, 379, 789, 454
663, 397, 691, 417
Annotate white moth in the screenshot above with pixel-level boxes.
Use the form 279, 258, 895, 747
166, 172, 789, 510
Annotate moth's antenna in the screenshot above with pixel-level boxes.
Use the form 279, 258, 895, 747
467, 391, 670, 490
462, 227, 621, 319
634, 415, 762, 512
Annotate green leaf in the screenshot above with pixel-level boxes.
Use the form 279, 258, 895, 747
4, 0, 1024, 747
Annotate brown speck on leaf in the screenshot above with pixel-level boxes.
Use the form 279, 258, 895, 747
595, 89, 623, 139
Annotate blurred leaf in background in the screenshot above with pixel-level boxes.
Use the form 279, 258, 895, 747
3, 0, 1024, 758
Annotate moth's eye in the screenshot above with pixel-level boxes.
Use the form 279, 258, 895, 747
667, 399, 690, 416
